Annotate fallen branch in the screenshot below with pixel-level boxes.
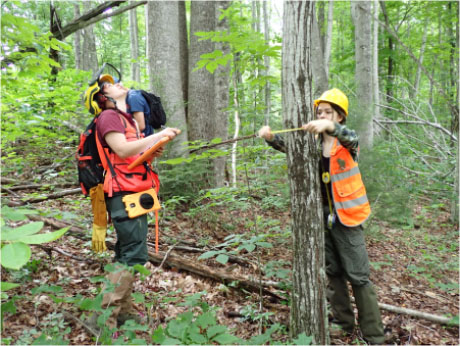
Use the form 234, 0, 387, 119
29, 214, 457, 325
189, 134, 256, 153
378, 303, 454, 325
34, 244, 97, 264
1, 182, 77, 192
8, 188, 82, 206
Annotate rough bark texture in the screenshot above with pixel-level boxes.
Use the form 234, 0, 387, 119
82, 1, 99, 73
351, 1, 374, 149
187, 1, 216, 142
372, 0, 380, 126
311, 4, 329, 97
128, 1, 140, 83
146, 1, 188, 156
212, 1, 231, 187
282, 2, 328, 344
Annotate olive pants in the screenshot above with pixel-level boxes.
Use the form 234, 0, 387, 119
106, 194, 149, 266
325, 218, 384, 344
101, 195, 149, 327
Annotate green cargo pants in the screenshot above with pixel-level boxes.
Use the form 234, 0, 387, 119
325, 215, 384, 344
106, 194, 149, 266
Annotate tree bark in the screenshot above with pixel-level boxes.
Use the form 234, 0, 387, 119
412, 19, 428, 98
351, 1, 374, 149
372, 0, 381, 128
282, 2, 327, 343
311, 3, 329, 97
82, 1, 99, 73
73, 4, 82, 70
212, 1, 231, 187
187, 1, 216, 142
146, 1, 188, 157
263, 0, 271, 126
128, 0, 140, 83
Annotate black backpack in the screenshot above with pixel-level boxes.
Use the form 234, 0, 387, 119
139, 90, 167, 129
76, 117, 104, 196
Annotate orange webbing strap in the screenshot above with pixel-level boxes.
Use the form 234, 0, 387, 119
154, 209, 159, 253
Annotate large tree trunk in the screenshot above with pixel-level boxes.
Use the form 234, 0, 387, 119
351, 1, 374, 149
263, 0, 271, 126
372, 0, 380, 128
82, 1, 99, 73
187, 1, 216, 142
146, 1, 188, 156
282, 2, 328, 344
73, 4, 82, 70
311, 3, 329, 97
212, 1, 231, 187
128, 0, 140, 83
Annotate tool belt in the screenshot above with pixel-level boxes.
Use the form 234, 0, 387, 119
122, 188, 161, 218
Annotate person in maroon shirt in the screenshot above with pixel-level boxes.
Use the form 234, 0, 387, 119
89, 81, 180, 330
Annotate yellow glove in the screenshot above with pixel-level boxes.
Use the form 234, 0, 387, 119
90, 184, 108, 253
92, 224, 107, 253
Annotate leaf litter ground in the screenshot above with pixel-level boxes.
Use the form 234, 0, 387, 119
1, 192, 459, 345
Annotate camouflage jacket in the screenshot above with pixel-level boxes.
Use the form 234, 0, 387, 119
265, 122, 360, 161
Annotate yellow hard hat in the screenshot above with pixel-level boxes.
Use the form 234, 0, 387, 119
313, 88, 349, 116
84, 74, 115, 116
99, 74, 115, 85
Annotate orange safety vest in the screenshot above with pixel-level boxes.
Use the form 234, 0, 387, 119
96, 111, 159, 197
329, 138, 371, 227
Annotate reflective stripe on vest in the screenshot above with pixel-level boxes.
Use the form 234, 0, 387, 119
330, 139, 370, 227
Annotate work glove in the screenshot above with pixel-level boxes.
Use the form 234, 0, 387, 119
90, 184, 108, 253
92, 224, 107, 253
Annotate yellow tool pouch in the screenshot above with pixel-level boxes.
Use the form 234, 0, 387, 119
122, 188, 161, 218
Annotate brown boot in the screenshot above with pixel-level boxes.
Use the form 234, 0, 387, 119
101, 265, 135, 329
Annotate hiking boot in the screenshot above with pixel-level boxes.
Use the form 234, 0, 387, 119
117, 311, 146, 327
352, 284, 385, 345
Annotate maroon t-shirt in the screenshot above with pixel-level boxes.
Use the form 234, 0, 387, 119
96, 109, 136, 147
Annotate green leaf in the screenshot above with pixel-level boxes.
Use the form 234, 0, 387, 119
167, 320, 188, 339
1, 282, 20, 291
1, 222, 44, 241
292, 332, 313, 345
213, 333, 241, 345
196, 311, 216, 329
448, 315, 459, 327
188, 330, 208, 344
1, 242, 31, 270
78, 294, 102, 311
198, 250, 220, 260
133, 264, 151, 276
207, 325, 227, 339
215, 254, 229, 265
19, 228, 68, 244
255, 241, 273, 248
161, 337, 181, 345
152, 326, 166, 344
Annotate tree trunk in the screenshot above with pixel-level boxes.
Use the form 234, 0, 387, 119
128, 0, 140, 83
380, 1, 394, 104
412, 19, 428, 98
351, 1, 374, 149
263, 0, 271, 126
311, 3, 329, 97
146, 1, 188, 157
212, 1, 231, 187
282, 2, 327, 344
74, 4, 82, 70
372, 0, 380, 128
187, 1, 216, 142
324, 1, 333, 78
82, 1, 99, 73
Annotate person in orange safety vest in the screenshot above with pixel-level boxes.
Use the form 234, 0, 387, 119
258, 88, 384, 344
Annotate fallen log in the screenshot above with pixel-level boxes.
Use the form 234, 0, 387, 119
378, 302, 454, 325
27, 214, 457, 325
7, 188, 82, 206
1, 182, 77, 192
